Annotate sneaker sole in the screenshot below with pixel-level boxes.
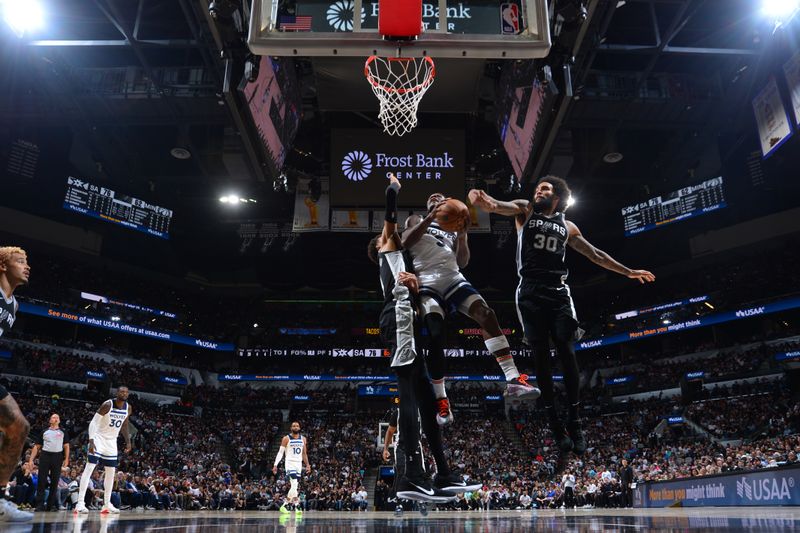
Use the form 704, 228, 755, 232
435, 415, 454, 425
505, 386, 541, 399
437, 483, 483, 493
396, 491, 456, 503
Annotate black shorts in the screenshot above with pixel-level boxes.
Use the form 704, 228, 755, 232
515, 281, 578, 344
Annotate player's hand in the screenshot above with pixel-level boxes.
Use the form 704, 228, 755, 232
125, 444, 132, 454
388, 173, 401, 189
468, 189, 497, 211
397, 271, 419, 294
25, 461, 33, 472
88, 440, 95, 455
456, 216, 469, 237
627, 269, 655, 284
382, 449, 390, 462
272, 466, 278, 475
306, 465, 311, 474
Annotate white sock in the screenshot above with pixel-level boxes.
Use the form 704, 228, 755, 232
77, 462, 97, 505
485, 336, 520, 381
431, 379, 447, 399
497, 357, 521, 381
103, 467, 115, 507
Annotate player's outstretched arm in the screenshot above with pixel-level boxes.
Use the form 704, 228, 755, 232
381, 174, 401, 245
468, 189, 529, 217
401, 200, 446, 249
566, 221, 655, 283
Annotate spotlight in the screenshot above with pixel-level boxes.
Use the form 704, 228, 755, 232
2, 0, 44, 37
566, 196, 576, 208
111, 316, 121, 322
762, 0, 799, 18
219, 194, 242, 204
253, 323, 259, 328
662, 319, 671, 325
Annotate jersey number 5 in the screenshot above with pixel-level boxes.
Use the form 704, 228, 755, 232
533, 234, 559, 252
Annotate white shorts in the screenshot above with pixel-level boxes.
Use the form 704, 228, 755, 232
418, 272, 484, 317
89, 436, 119, 467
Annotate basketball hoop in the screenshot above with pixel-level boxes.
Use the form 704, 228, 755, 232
364, 56, 435, 137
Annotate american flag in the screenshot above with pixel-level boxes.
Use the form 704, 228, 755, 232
279, 15, 312, 31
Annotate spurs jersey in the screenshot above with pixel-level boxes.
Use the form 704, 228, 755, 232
0, 288, 18, 337
285, 433, 305, 472
517, 211, 570, 286
96, 400, 129, 445
407, 221, 460, 286
378, 250, 414, 306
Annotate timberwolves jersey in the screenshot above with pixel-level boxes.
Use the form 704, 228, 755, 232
285, 433, 304, 472
0, 289, 18, 337
408, 222, 459, 286
517, 211, 570, 285
96, 400, 129, 442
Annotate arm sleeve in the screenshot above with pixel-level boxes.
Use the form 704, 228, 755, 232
385, 181, 400, 223
274, 446, 286, 467
88, 413, 102, 440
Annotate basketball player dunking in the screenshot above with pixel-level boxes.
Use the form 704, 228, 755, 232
75, 387, 133, 514
368, 175, 473, 502
470, 177, 654, 455
403, 195, 540, 425
0, 247, 33, 522
273, 421, 310, 514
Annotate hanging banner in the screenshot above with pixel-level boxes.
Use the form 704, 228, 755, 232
491, 216, 514, 249
371, 209, 428, 232
783, 51, 800, 126
293, 177, 330, 232
752, 77, 793, 158
465, 196, 491, 234
331, 210, 370, 232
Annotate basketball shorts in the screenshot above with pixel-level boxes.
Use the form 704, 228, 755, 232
418, 273, 484, 317
380, 300, 417, 368
88, 436, 119, 468
286, 465, 302, 480
515, 281, 579, 344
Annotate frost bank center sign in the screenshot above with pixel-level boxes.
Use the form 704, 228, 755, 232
634, 465, 800, 507
331, 129, 465, 207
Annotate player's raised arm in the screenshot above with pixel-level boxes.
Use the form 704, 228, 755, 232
566, 221, 655, 283
379, 174, 404, 253
468, 189, 530, 228
401, 202, 446, 249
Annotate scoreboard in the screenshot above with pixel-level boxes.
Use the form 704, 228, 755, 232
64, 177, 172, 239
622, 176, 726, 236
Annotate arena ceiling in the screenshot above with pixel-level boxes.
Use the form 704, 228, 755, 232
0, 0, 798, 288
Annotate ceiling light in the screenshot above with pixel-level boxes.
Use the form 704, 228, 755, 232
762, 0, 799, 18
603, 152, 624, 164
566, 196, 576, 208
253, 323, 259, 328
2, 0, 44, 37
170, 147, 191, 160
662, 319, 671, 325
111, 316, 121, 322
704, 302, 715, 310
219, 194, 241, 204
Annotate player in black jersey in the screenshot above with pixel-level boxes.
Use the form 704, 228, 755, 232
470, 177, 654, 456
368, 175, 464, 503
0, 247, 33, 522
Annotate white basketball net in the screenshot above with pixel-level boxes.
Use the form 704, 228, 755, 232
365, 56, 435, 137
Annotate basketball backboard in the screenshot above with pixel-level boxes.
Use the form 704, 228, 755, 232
248, 0, 551, 59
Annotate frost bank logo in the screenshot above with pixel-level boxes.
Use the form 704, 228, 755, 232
342, 150, 373, 181
327, 0, 366, 31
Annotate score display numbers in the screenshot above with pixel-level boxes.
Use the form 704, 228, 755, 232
64, 177, 172, 239
622, 177, 726, 237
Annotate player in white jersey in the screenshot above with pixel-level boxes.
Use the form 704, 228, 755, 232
273, 421, 309, 514
403, 195, 540, 425
75, 386, 132, 514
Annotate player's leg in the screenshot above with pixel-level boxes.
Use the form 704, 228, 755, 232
550, 286, 585, 454
419, 294, 452, 425
516, 286, 573, 454
0, 390, 33, 522
101, 463, 119, 513
457, 288, 539, 399
75, 459, 98, 513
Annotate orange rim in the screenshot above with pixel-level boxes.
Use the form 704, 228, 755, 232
364, 55, 436, 94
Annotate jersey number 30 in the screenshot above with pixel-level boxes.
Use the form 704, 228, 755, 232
533, 234, 559, 252
109, 419, 123, 428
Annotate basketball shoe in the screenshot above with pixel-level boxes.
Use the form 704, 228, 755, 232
504, 374, 541, 399
435, 398, 454, 425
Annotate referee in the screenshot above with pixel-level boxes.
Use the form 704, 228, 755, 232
27, 414, 69, 512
